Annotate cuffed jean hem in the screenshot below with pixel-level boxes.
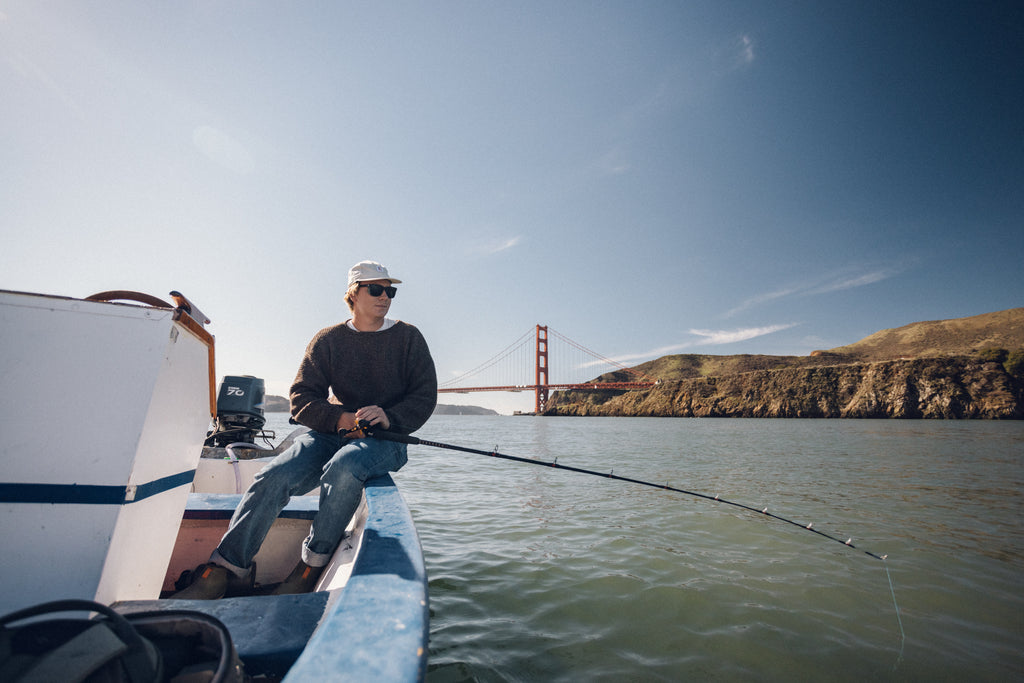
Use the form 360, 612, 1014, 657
301, 542, 333, 568
209, 549, 252, 581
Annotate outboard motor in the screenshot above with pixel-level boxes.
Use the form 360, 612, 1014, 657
207, 375, 267, 446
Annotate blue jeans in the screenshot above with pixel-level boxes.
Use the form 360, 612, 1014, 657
211, 430, 408, 575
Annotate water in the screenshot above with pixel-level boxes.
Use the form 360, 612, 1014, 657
264, 415, 1024, 681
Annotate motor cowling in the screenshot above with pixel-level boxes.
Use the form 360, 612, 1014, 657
208, 375, 266, 446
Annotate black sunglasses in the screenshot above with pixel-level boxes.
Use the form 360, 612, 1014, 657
359, 283, 397, 299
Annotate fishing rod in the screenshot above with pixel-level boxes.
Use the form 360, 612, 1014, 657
353, 422, 888, 561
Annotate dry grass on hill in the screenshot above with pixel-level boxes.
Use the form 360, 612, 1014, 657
826, 308, 1024, 361
605, 308, 1024, 382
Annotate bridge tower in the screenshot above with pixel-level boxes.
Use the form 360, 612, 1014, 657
535, 324, 548, 413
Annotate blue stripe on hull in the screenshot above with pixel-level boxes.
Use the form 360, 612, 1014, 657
0, 470, 196, 505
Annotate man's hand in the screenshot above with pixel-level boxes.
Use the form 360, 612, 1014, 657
355, 405, 390, 430
336, 406, 390, 436
335, 411, 359, 433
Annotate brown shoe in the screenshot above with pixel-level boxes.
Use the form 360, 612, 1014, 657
171, 563, 229, 600
171, 562, 255, 599
272, 561, 325, 595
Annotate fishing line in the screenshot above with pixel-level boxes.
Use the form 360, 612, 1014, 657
358, 424, 886, 558
354, 423, 905, 659
885, 561, 906, 669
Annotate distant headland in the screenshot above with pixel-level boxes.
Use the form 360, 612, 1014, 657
546, 307, 1024, 419
431, 404, 499, 416
263, 394, 497, 416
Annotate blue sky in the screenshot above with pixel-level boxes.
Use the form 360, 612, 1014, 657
3, 1, 1021, 414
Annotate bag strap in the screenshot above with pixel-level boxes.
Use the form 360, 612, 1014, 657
0, 600, 160, 683
19, 623, 127, 683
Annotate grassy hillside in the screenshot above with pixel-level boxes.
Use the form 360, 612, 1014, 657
602, 307, 1024, 382
826, 308, 1024, 361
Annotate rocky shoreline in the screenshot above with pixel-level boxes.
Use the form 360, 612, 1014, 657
545, 357, 1023, 419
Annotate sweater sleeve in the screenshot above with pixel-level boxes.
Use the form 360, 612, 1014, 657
383, 325, 437, 434
290, 328, 347, 433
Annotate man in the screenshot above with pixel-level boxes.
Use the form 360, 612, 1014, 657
175, 260, 437, 599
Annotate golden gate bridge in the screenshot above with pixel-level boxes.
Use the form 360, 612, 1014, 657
438, 325, 659, 413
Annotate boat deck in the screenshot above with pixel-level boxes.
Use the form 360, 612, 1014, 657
117, 592, 331, 678
114, 475, 429, 681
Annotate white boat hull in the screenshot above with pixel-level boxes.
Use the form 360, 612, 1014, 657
0, 290, 214, 614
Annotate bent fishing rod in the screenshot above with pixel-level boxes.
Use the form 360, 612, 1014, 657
351, 422, 888, 561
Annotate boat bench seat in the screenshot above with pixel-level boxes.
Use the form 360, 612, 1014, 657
118, 477, 430, 681
115, 592, 331, 678
182, 492, 319, 520
114, 493, 329, 677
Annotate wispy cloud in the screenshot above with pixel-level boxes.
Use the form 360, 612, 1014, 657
807, 268, 896, 295
724, 265, 904, 318
735, 34, 755, 67
712, 33, 757, 76
596, 343, 693, 366
723, 285, 802, 318
689, 323, 797, 345
486, 236, 521, 254
588, 323, 797, 367
461, 234, 523, 259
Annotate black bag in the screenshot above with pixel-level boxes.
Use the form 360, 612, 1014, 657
0, 599, 245, 683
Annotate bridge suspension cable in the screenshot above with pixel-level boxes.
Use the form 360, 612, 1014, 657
438, 325, 659, 412
437, 328, 534, 390
546, 327, 656, 382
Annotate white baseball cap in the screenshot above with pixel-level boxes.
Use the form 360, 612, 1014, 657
347, 260, 402, 286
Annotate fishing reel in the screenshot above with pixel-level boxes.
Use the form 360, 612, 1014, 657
339, 419, 376, 439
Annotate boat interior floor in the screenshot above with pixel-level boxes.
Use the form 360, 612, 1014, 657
113, 592, 330, 679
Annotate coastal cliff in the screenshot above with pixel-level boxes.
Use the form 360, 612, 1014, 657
545, 357, 1022, 418
545, 308, 1024, 419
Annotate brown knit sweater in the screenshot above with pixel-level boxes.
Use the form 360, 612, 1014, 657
289, 321, 437, 435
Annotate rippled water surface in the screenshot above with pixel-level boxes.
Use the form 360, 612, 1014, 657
273, 415, 1024, 681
